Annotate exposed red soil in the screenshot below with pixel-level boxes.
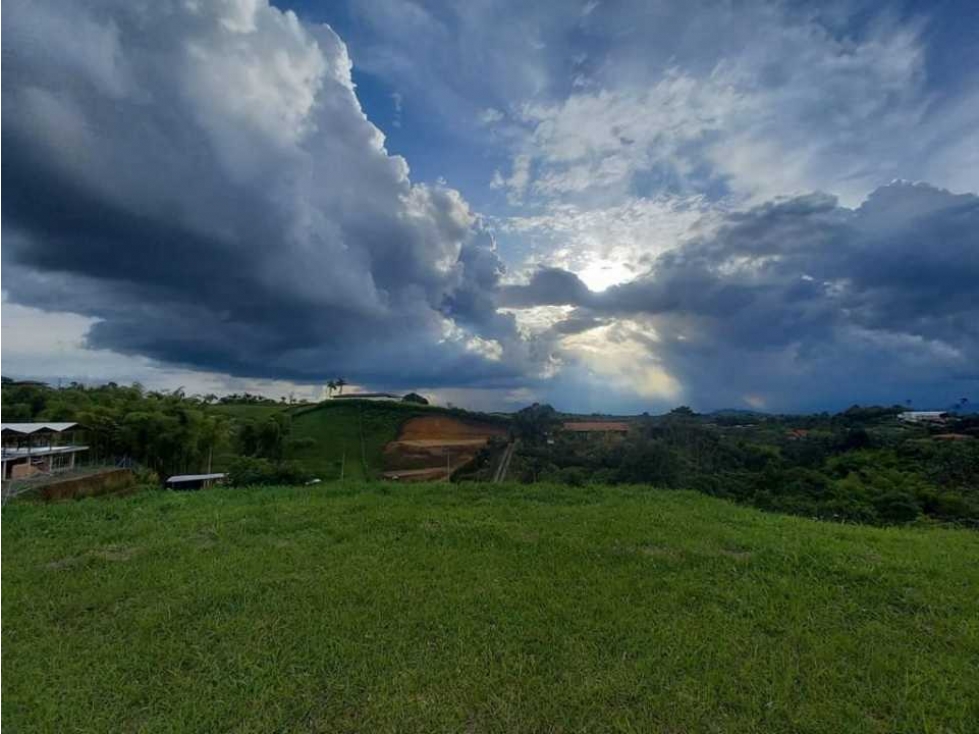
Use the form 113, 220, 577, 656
383, 416, 506, 481
397, 416, 507, 441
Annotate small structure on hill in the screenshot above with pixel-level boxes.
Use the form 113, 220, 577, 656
1, 423, 88, 481
165, 473, 226, 490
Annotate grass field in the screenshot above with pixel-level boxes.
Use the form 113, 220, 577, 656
4, 483, 977, 733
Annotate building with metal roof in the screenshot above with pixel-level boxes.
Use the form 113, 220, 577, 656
1, 423, 88, 481
165, 473, 226, 490
1, 422, 81, 435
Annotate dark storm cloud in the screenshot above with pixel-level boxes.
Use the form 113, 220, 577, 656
1, 0, 526, 388
516, 183, 979, 410
498, 267, 594, 308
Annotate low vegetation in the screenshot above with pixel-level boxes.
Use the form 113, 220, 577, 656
3, 482, 977, 733
5, 380, 977, 528
511, 404, 979, 527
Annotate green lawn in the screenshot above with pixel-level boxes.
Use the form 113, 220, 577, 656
3, 484, 977, 733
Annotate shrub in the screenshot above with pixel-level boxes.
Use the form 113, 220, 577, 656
558, 467, 587, 487
874, 491, 921, 524
227, 457, 310, 487
134, 467, 161, 488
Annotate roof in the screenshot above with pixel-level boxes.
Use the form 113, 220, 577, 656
1, 445, 89, 459
933, 433, 973, 441
165, 473, 226, 483
562, 421, 630, 433
1, 422, 81, 436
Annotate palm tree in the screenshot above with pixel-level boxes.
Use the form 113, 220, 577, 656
335, 377, 347, 395
326, 380, 336, 398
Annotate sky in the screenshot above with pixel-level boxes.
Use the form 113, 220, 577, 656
2, 0, 978, 413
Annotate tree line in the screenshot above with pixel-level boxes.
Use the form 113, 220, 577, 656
509, 404, 979, 527
2, 380, 228, 477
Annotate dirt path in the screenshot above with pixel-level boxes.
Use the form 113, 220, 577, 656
493, 441, 516, 483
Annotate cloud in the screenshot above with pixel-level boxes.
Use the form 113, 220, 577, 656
1, 0, 523, 389
502, 10, 943, 207
494, 194, 718, 290
508, 183, 979, 410
499, 267, 593, 308
490, 154, 532, 204
5, 0, 978, 413
478, 107, 505, 125
0, 299, 327, 400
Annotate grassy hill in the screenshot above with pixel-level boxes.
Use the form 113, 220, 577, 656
210, 400, 421, 479
3, 483, 977, 733
213, 400, 507, 480
286, 401, 427, 480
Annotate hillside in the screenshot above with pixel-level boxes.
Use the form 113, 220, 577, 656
3, 483, 977, 733
213, 400, 508, 481
287, 401, 427, 480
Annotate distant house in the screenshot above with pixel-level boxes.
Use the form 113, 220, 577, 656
562, 421, 630, 438
332, 392, 401, 402
786, 428, 810, 440
898, 411, 949, 425
1, 422, 88, 481
165, 473, 226, 490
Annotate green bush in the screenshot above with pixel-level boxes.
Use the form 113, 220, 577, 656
227, 457, 310, 487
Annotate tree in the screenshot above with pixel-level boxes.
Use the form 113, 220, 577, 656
512, 403, 559, 444
335, 377, 347, 395
326, 380, 336, 398
227, 456, 309, 487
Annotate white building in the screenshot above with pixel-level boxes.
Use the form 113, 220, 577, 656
1, 423, 89, 481
898, 411, 949, 424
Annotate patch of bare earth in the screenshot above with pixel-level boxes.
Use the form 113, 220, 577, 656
383, 416, 506, 481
